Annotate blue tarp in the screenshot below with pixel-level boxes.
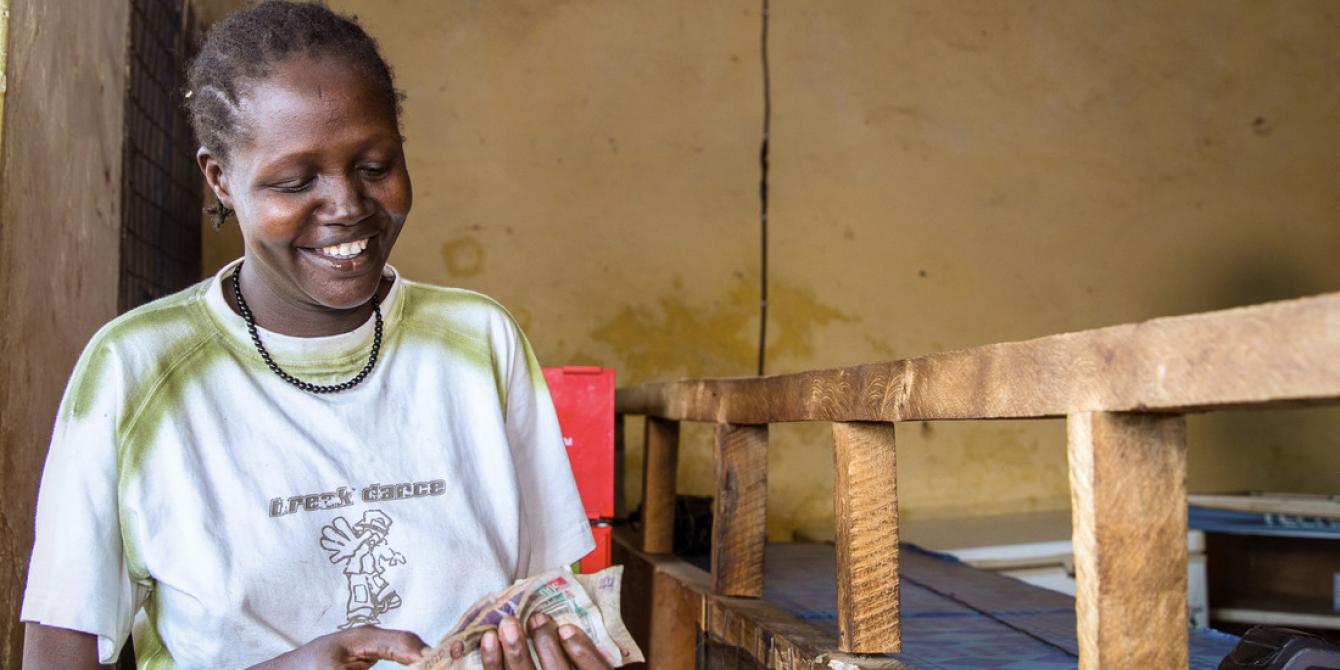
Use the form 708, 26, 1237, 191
748, 542, 1237, 670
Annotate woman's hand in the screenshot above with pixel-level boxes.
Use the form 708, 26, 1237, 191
248, 626, 430, 670
471, 613, 613, 670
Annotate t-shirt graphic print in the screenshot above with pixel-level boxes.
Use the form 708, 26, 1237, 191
321, 509, 406, 629
21, 259, 594, 669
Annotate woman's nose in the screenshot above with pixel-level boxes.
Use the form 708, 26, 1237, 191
321, 174, 370, 222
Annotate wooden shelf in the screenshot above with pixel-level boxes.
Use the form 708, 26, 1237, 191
1213, 598, 1340, 631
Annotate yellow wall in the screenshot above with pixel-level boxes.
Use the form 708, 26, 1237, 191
0, 0, 129, 662
206, 1, 1340, 540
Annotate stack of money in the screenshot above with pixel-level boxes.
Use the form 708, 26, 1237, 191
415, 565, 644, 670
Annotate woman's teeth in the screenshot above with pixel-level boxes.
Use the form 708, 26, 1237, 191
316, 238, 370, 259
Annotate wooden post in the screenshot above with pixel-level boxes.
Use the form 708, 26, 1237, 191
641, 417, 680, 553
711, 423, 768, 597
831, 421, 901, 653
1068, 412, 1188, 670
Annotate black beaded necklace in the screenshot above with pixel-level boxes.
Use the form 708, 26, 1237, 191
230, 262, 382, 394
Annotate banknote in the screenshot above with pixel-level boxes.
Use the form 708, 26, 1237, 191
414, 565, 644, 670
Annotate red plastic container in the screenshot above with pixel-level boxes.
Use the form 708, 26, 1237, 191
579, 525, 613, 575
543, 366, 616, 572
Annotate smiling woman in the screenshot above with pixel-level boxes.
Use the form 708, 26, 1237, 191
195, 45, 411, 335
18, 3, 608, 670
209, 56, 411, 342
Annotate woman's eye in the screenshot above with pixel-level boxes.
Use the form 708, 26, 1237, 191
271, 178, 313, 193
359, 164, 390, 178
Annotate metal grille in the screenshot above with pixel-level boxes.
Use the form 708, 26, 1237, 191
120, 0, 202, 313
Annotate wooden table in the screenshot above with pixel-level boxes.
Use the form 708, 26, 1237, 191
614, 529, 1238, 669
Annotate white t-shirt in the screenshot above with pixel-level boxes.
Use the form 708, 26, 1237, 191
22, 259, 594, 669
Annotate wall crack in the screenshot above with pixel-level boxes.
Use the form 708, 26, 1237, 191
756, 0, 771, 376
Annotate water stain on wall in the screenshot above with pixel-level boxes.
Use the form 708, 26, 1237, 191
440, 235, 486, 278
589, 275, 850, 384
865, 334, 896, 360
766, 281, 852, 365
590, 278, 754, 383
596, 276, 855, 531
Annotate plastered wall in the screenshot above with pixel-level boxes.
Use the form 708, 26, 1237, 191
0, 0, 129, 663
203, 1, 1340, 541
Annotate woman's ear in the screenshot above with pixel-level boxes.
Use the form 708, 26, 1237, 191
197, 147, 234, 210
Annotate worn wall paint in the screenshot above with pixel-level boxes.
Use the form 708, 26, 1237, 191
0, 0, 129, 663
202, 1, 1340, 543
768, 0, 1340, 539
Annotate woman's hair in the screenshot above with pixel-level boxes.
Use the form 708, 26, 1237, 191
185, 0, 404, 226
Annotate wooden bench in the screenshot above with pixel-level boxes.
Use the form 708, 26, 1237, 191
614, 292, 1340, 669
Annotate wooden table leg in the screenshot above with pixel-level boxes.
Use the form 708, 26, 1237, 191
832, 421, 901, 653
642, 416, 680, 554
711, 423, 768, 597
1068, 411, 1188, 670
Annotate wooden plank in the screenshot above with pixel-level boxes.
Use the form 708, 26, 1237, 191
1189, 492, 1340, 519
1068, 412, 1187, 670
651, 570, 704, 669
616, 291, 1340, 423
641, 417, 680, 553
1212, 606, 1340, 630
613, 528, 703, 670
711, 423, 768, 597
831, 422, 901, 654
613, 532, 655, 659
702, 596, 914, 670
0, 1, 131, 666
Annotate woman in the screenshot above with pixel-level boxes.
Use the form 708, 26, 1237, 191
21, 3, 611, 669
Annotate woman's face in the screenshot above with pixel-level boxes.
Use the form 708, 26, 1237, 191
201, 54, 411, 313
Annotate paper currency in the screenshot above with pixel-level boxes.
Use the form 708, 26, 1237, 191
414, 565, 644, 670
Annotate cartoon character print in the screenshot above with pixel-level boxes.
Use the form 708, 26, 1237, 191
320, 509, 406, 629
